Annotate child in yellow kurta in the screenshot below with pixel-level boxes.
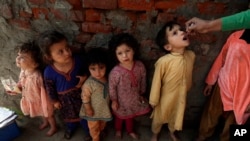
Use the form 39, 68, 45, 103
149, 21, 195, 141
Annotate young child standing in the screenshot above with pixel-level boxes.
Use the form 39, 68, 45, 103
8, 41, 57, 136
79, 47, 112, 141
108, 33, 151, 139
149, 21, 195, 141
37, 30, 90, 140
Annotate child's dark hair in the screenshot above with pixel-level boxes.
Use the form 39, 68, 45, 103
37, 30, 67, 64
155, 21, 180, 53
108, 33, 140, 65
86, 47, 110, 75
18, 40, 44, 71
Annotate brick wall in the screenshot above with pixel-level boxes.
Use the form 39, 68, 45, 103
0, 0, 249, 127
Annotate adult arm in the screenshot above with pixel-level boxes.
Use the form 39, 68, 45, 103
186, 10, 250, 33
221, 10, 250, 31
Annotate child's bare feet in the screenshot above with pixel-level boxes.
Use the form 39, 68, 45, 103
129, 132, 139, 140
46, 127, 57, 136
115, 131, 122, 139
39, 122, 48, 130
170, 132, 180, 141
151, 133, 158, 141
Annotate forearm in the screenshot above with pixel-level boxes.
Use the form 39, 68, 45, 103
206, 19, 222, 32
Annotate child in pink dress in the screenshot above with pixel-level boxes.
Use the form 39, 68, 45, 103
108, 33, 151, 139
8, 41, 57, 136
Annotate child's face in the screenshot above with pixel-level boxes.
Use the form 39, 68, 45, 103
48, 40, 72, 65
16, 51, 37, 70
115, 44, 134, 65
89, 63, 106, 80
165, 24, 189, 51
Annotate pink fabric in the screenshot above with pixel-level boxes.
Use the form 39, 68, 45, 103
19, 70, 54, 117
206, 30, 250, 124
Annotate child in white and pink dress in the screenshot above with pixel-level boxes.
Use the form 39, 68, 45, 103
8, 41, 57, 136
108, 33, 151, 139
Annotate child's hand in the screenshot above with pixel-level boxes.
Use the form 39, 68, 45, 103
86, 107, 94, 117
111, 101, 119, 111
54, 102, 62, 109
75, 75, 87, 88
5, 90, 19, 95
203, 84, 213, 96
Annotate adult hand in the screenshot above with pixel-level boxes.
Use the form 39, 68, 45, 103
186, 17, 210, 33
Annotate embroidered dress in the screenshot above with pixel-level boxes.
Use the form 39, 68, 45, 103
149, 50, 195, 131
109, 60, 151, 119
79, 76, 112, 121
206, 30, 250, 124
44, 55, 85, 122
19, 70, 54, 118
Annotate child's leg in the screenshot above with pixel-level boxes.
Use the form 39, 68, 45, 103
219, 111, 235, 141
114, 116, 123, 138
46, 116, 57, 136
64, 122, 78, 139
80, 119, 91, 141
80, 119, 90, 134
125, 118, 139, 139
100, 121, 107, 137
197, 84, 223, 141
39, 117, 49, 130
169, 131, 180, 141
168, 123, 180, 141
88, 121, 101, 141
151, 117, 163, 141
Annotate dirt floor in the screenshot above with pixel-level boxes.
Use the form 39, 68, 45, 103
11, 113, 199, 141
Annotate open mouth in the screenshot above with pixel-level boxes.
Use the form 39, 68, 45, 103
183, 35, 188, 40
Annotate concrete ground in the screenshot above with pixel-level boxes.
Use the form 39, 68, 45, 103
12, 113, 204, 141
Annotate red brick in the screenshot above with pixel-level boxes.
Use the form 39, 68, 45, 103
75, 33, 92, 43
85, 9, 102, 22
50, 9, 67, 20
19, 10, 32, 18
83, 0, 117, 9
8, 19, 31, 29
28, 0, 46, 5
155, 1, 186, 10
82, 22, 112, 33
32, 8, 49, 19
118, 0, 154, 11
138, 13, 148, 22
0, 4, 13, 19
48, 0, 56, 3
197, 2, 226, 15
66, 0, 82, 10
126, 12, 137, 23
70, 10, 84, 22
156, 12, 177, 24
